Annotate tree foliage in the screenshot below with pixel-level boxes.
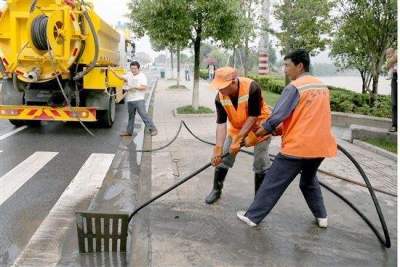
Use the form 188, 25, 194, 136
128, 0, 243, 109
331, 0, 397, 99
273, 0, 333, 55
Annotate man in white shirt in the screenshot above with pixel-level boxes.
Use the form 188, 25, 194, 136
110, 61, 158, 136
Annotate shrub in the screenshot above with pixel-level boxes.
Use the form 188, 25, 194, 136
248, 75, 391, 118
199, 69, 208, 80
176, 105, 214, 114
248, 75, 285, 94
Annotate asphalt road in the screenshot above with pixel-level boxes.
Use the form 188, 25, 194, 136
0, 72, 157, 266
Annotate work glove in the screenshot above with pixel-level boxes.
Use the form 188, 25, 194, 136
229, 135, 243, 156
243, 131, 258, 147
255, 126, 268, 137
211, 145, 223, 167
272, 124, 283, 136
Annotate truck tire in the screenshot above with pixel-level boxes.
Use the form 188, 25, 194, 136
97, 94, 116, 128
9, 120, 41, 127
9, 120, 26, 127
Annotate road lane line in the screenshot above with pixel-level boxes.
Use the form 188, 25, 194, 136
0, 152, 58, 207
0, 126, 28, 141
13, 153, 115, 267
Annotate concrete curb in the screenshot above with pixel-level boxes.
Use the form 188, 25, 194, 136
350, 124, 397, 143
332, 111, 391, 129
353, 139, 397, 161
173, 108, 215, 118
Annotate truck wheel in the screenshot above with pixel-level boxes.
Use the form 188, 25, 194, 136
9, 120, 41, 127
9, 120, 26, 127
98, 94, 116, 128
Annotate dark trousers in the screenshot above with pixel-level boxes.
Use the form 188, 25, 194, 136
392, 72, 397, 128
245, 153, 327, 224
127, 100, 156, 135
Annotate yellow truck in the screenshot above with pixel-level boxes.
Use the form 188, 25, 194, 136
0, 0, 132, 127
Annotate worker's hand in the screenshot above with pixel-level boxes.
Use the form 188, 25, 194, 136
272, 125, 283, 136
211, 145, 223, 167
243, 131, 258, 147
255, 126, 268, 137
229, 135, 243, 156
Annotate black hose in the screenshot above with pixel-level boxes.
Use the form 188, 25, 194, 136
128, 153, 229, 223
130, 120, 391, 248
336, 144, 391, 248
73, 8, 99, 81
31, 15, 49, 51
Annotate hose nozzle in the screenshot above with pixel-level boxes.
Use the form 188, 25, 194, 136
27, 67, 41, 82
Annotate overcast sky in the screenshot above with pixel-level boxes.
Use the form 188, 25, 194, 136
93, 0, 157, 58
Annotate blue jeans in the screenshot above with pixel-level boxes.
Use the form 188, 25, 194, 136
245, 153, 327, 224
127, 100, 156, 135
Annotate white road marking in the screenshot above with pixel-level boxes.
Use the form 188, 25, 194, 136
0, 152, 58, 207
0, 126, 28, 141
13, 153, 115, 267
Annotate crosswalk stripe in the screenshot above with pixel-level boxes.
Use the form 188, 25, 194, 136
0, 126, 28, 141
0, 152, 58, 207
13, 153, 115, 267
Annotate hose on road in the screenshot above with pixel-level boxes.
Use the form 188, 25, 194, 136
133, 120, 391, 248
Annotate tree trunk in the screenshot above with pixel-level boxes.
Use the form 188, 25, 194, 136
177, 49, 181, 88
233, 48, 236, 69
359, 70, 367, 94
170, 50, 174, 79
244, 39, 249, 76
370, 73, 379, 104
192, 36, 201, 110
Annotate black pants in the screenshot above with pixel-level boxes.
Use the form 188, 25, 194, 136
391, 72, 397, 128
245, 154, 327, 224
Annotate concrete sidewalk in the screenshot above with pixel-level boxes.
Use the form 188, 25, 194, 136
144, 78, 397, 266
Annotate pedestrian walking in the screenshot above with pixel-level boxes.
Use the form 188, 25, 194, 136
109, 61, 158, 136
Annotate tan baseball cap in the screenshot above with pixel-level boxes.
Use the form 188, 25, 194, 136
209, 67, 238, 90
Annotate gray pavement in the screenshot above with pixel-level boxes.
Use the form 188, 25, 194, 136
0, 73, 157, 266
144, 77, 397, 266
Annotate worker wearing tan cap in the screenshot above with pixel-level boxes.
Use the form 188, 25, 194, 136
206, 66, 272, 204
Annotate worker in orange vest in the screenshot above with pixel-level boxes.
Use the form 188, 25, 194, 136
206, 67, 272, 204
237, 49, 337, 228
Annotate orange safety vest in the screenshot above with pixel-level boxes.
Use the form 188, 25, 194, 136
281, 75, 337, 158
219, 77, 271, 141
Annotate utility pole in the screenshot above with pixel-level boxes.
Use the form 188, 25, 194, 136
258, 0, 271, 76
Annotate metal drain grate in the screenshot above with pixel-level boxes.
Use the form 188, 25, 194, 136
76, 211, 129, 253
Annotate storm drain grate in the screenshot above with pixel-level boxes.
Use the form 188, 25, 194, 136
76, 211, 129, 253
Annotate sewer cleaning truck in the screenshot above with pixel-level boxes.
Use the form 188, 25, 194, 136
0, 0, 133, 127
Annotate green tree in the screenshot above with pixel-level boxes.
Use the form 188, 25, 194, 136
273, 0, 333, 83
128, 0, 243, 110
239, 0, 259, 75
332, 0, 397, 100
273, 0, 332, 55
330, 26, 372, 94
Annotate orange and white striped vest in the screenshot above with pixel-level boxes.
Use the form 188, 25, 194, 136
219, 77, 271, 141
281, 75, 337, 158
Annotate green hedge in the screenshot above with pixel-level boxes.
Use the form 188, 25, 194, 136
176, 105, 214, 114
248, 75, 392, 118
199, 69, 208, 80
248, 75, 285, 94
329, 88, 391, 118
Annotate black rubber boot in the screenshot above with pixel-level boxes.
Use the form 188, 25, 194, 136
254, 172, 265, 195
205, 167, 228, 204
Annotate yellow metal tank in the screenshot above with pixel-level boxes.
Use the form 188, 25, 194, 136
0, 0, 121, 82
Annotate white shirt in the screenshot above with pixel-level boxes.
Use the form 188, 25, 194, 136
123, 72, 148, 102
